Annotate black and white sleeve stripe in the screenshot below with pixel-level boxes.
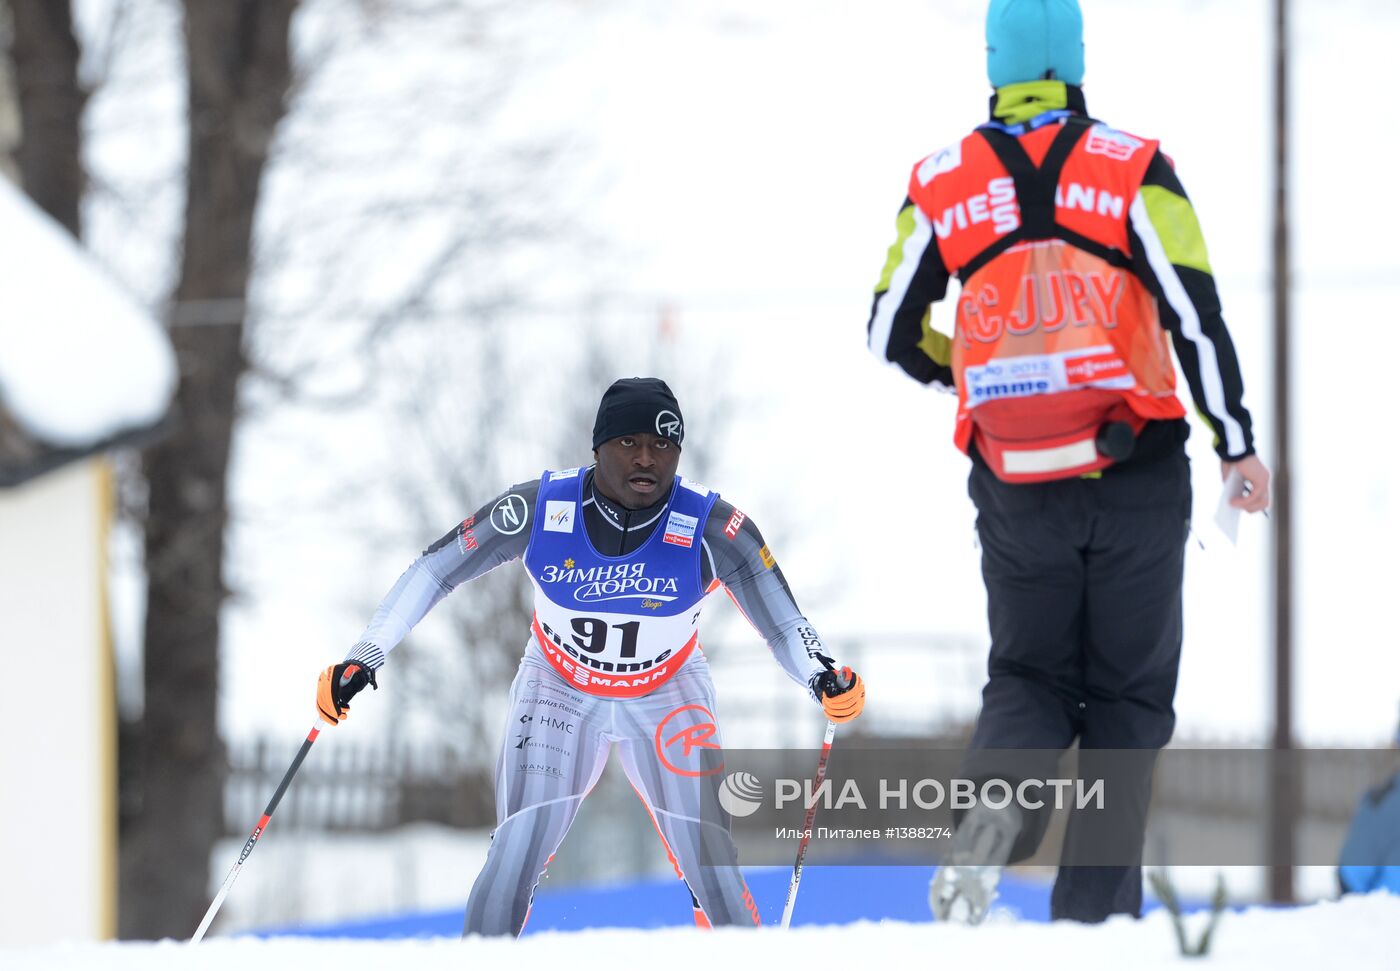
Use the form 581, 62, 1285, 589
1128, 153, 1255, 460
866, 196, 956, 390
345, 640, 387, 671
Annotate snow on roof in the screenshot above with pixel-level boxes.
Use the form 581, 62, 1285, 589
0, 177, 175, 451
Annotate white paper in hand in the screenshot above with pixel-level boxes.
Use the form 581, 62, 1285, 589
1215, 469, 1246, 545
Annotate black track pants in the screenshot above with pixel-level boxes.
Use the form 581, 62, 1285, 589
964, 448, 1192, 923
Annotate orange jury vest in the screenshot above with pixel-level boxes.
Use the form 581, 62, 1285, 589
909, 115, 1186, 482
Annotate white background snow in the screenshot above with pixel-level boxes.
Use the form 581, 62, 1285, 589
0, 180, 174, 445
7, 894, 1399, 970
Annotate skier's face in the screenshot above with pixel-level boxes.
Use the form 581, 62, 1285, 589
593, 433, 681, 509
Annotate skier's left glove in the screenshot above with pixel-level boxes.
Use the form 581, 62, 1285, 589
316, 662, 378, 726
813, 666, 865, 723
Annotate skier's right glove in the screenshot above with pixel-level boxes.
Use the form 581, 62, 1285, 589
316, 662, 377, 726
814, 666, 865, 723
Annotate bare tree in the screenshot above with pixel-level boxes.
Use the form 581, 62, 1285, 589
121, 0, 298, 940
212, 0, 608, 762
3, 0, 85, 235
87, 0, 595, 925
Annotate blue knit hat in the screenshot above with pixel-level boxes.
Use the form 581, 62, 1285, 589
986, 0, 1085, 89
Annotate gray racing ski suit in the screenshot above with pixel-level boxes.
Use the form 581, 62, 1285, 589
343, 468, 832, 935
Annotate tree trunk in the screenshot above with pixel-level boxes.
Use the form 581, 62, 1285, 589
7, 0, 86, 236
121, 0, 296, 940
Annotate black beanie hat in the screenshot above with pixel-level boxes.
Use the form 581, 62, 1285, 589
592, 377, 684, 450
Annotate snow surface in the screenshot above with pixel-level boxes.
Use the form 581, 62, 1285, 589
4, 893, 1397, 971
0, 178, 175, 447
204, 825, 492, 934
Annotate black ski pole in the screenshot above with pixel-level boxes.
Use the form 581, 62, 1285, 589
191, 721, 324, 943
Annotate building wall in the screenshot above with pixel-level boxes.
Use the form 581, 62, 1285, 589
0, 459, 115, 943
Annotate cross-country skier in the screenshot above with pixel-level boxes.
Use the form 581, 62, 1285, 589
314, 377, 866, 935
865, 0, 1270, 925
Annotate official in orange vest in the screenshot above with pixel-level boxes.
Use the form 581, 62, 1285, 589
866, 0, 1270, 924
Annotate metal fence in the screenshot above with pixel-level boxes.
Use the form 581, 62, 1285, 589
224, 634, 985, 835
224, 735, 493, 835
224, 634, 1397, 839
226, 735, 1398, 839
